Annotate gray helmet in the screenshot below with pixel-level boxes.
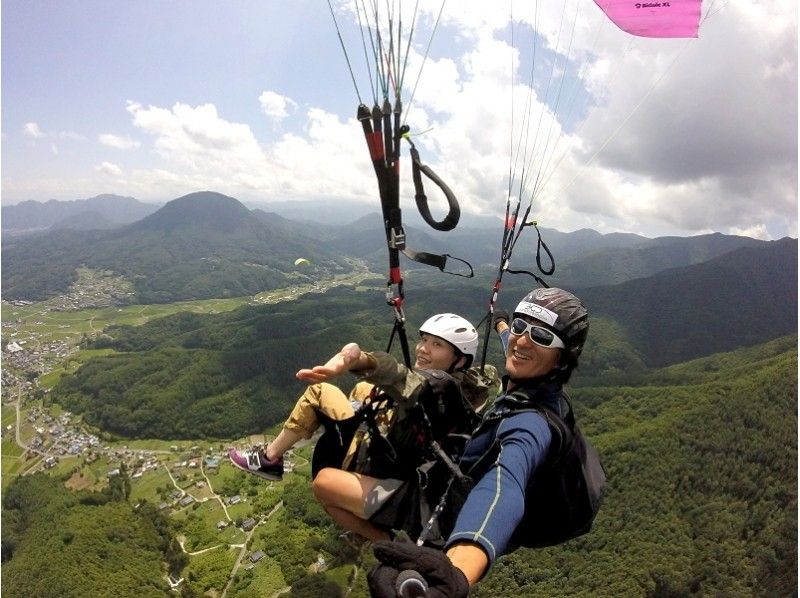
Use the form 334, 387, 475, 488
513, 287, 589, 375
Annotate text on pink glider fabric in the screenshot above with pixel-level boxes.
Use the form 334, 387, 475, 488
593, 0, 702, 38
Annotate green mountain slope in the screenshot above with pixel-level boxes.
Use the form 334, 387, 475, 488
52, 292, 398, 439
36, 336, 800, 597
580, 237, 797, 366
553, 231, 767, 287
49, 231, 797, 440
1, 192, 354, 302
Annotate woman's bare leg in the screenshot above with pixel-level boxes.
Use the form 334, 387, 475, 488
312, 467, 391, 541
265, 428, 302, 460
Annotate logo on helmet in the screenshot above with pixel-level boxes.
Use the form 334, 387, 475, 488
514, 301, 559, 327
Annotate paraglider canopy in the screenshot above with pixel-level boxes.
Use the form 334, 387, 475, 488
593, 0, 702, 38
294, 258, 311, 267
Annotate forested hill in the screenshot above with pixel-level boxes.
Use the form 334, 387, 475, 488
1, 191, 354, 303
126, 191, 256, 233
50, 231, 797, 440
2, 473, 182, 597
579, 237, 798, 366
53, 291, 397, 439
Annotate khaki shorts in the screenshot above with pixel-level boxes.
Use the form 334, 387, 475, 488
364, 477, 405, 519
284, 382, 359, 438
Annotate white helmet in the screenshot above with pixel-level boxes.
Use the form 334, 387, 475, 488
419, 313, 479, 367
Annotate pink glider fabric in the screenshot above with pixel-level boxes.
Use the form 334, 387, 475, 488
593, 0, 702, 38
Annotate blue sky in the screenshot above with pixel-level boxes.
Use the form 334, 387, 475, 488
2, 0, 797, 240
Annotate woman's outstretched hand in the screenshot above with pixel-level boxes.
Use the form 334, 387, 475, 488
296, 342, 363, 383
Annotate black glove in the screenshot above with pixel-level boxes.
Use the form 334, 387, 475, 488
367, 540, 470, 598
492, 309, 510, 331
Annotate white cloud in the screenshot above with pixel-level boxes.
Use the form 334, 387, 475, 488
98, 133, 141, 149
96, 161, 123, 176
122, 100, 373, 202
729, 223, 771, 240
259, 91, 297, 122
23, 122, 45, 138
548, 2, 797, 238
15, 1, 788, 238
393, 0, 797, 239
114, 0, 794, 239
266, 108, 374, 198
22, 123, 85, 143
127, 101, 267, 172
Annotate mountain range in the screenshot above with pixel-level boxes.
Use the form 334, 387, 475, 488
1, 192, 355, 303
48, 230, 797, 441
579, 238, 798, 366
1, 194, 160, 233
1, 191, 789, 305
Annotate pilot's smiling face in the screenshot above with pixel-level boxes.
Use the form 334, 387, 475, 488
505, 316, 561, 380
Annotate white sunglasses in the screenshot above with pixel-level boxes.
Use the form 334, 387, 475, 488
510, 318, 566, 349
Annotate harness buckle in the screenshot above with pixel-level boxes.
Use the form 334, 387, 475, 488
389, 226, 406, 250
387, 297, 406, 324
386, 276, 405, 310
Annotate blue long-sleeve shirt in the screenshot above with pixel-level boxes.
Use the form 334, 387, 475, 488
444, 380, 562, 567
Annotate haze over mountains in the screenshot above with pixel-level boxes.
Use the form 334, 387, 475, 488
2, 191, 793, 304
1, 194, 160, 233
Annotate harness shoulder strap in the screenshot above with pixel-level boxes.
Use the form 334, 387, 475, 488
482, 390, 576, 463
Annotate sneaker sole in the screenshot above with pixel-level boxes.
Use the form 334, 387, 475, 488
229, 457, 283, 481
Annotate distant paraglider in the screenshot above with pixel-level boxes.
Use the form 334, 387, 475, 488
294, 258, 311, 267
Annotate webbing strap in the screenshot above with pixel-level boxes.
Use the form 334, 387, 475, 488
478, 219, 556, 372
401, 249, 474, 278
386, 315, 412, 370
532, 222, 555, 275
505, 223, 554, 284
407, 143, 460, 232
358, 102, 412, 368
